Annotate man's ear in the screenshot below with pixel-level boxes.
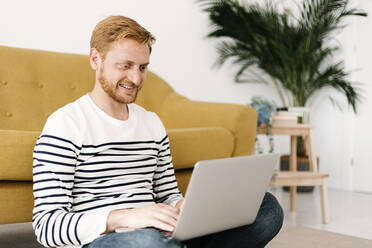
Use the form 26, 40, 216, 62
89, 48, 101, 70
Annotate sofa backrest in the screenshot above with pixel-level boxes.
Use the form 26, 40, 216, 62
0, 45, 175, 131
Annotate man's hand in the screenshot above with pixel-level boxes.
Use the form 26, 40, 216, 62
158, 199, 185, 237
175, 199, 184, 210
105, 203, 180, 234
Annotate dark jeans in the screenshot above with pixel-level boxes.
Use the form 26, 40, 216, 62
83, 192, 283, 248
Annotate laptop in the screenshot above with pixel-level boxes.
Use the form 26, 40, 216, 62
172, 154, 279, 240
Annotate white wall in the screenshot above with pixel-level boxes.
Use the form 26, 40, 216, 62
0, 0, 370, 190
351, 0, 372, 193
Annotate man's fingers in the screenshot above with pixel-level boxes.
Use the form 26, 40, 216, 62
156, 203, 180, 213
160, 230, 173, 237
147, 204, 179, 231
155, 204, 180, 219
157, 204, 179, 219
153, 211, 177, 227
150, 218, 175, 232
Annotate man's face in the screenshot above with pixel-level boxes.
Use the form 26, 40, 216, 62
97, 38, 150, 104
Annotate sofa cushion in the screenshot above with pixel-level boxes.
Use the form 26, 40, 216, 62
0, 182, 34, 224
167, 127, 234, 170
0, 127, 234, 181
0, 130, 40, 181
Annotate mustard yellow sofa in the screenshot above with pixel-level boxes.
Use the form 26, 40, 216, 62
0, 45, 257, 224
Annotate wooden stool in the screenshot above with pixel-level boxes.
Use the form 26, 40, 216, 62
271, 172, 329, 224
258, 124, 330, 224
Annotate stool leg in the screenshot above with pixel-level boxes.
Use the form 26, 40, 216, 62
290, 186, 296, 212
320, 179, 330, 224
290, 135, 297, 212
308, 129, 318, 173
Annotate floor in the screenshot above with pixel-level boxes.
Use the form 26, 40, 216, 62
270, 187, 372, 240
267, 226, 372, 248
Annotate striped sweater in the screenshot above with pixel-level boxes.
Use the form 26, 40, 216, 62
32, 94, 183, 248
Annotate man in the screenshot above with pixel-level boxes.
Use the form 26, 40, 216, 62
33, 16, 283, 248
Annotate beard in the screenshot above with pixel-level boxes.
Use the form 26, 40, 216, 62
98, 64, 141, 104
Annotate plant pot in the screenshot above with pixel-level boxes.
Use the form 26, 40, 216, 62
280, 155, 319, 193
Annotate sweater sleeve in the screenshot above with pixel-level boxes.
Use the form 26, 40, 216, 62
32, 111, 109, 247
152, 118, 183, 206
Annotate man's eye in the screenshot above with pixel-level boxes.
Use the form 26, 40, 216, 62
140, 65, 148, 71
118, 64, 130, 69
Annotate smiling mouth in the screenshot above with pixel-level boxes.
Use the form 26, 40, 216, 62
119, 83, 136, 90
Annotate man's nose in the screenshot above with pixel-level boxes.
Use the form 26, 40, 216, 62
127, 68, 143, 86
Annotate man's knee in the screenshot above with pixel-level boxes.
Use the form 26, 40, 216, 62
257, 192, 284, 236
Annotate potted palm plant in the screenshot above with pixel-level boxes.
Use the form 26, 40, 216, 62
199, 0, 366, 191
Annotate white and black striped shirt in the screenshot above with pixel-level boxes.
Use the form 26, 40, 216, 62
32, 94, 183, 248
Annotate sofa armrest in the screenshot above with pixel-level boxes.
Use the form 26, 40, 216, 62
160, 93, 257, 156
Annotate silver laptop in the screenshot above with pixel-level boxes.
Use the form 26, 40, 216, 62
172, 154, 279, 240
